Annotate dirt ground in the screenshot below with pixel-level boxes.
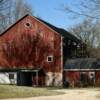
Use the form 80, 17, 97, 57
3, 88, 100, 100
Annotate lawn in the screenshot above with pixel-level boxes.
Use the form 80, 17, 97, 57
0, 85, 62, 99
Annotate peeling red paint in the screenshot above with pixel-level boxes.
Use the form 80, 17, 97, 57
64, 70, 100, 87
0, 15, 62, 73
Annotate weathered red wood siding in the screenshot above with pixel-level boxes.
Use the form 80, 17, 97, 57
32, 70, 45, 86
0, 15, 62, 73
64, 71, 100, 87
64, 71, 80, 87
95, 71, 100, 86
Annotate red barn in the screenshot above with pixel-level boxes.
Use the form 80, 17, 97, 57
0, 14, 82, 87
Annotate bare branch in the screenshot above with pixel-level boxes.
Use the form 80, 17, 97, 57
63, 0, 100, 19
64, 7, 100, 19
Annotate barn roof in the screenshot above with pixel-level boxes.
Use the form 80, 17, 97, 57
36, 17, 80, 43
64, 58, 100, 70
0, 14, 80, 43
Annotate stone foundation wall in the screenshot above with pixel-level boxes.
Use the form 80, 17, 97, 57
45, 72, 62, 87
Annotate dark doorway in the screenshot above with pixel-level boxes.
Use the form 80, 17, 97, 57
17, 72, 33, 86
17, 69, 45, 87
22, 72, 32, 86
80, 72, 88, 86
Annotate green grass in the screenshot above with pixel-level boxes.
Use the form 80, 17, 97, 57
0, 85, 63, 99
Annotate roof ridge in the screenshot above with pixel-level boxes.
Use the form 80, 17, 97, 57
34, 17, 80, 42
0, 14, 81, 43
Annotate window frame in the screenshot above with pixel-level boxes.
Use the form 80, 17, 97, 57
9, 73, 15, 79
47, 55, 53, 62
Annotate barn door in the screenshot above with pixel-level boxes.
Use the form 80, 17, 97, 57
17, 72, 32, 86
80, 72, 88, 86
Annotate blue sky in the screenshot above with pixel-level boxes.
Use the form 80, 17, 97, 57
25, 0, 82, 29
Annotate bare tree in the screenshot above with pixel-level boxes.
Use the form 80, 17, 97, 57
12, 0, 33, 22
63, 0, 100, 20
0, 0, 33, 34
70, 19, 98, 47
69, 18, 100, 57
0, 0, 12, 33
62, 0, 100, 55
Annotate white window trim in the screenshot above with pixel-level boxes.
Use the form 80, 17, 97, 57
47, 55, 53, 62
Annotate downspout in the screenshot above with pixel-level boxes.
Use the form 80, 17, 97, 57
36, 71, 38, 86
61, 36, 63, 86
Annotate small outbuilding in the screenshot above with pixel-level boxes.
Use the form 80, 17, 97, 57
64, 58, 100, 87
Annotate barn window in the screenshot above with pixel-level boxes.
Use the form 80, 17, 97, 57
9, 73, 14, 79
47, 56, 53, 62
25, 22, 32, 28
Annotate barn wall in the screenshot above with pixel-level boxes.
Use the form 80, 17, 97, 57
95, 71, 100, 86
63, 71, 80, 87
0, 72, 17, 84
0, 15, 62, 86
64, 70, 100, 87
0, 16, 62, 71
45, 72, 62, 86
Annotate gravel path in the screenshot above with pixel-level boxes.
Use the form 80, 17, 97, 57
3, 88, 100, 100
